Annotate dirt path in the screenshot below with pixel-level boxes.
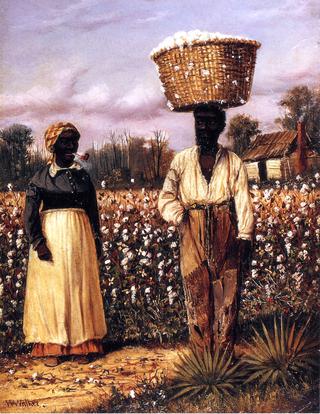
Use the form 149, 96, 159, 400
0, 345, 183, 413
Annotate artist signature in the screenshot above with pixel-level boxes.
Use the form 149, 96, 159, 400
5, 399, 39, 407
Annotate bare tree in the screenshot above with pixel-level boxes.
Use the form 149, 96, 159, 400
123, 129, 133, 172
150, 130, 168, 183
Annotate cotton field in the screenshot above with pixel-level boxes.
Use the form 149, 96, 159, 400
0, 174, 319, 354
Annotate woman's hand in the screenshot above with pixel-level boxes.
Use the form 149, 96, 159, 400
36, 241, 53, 261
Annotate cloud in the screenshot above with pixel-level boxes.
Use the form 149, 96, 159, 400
280, 0, 320, 18
31, 11, 125, 33
15, 2, 169, 34
10, 0, 126, 33
2, 0, 318, 151
47, 0, 101, 14
246, 0, 320, 21
1, 53, 318, 151
252, 38, 319, 97
71, 84, 111, 113
136, 11, 169, 24
114, 85, 165, 121
0, 67, 164, 119
0, 66, 168, 146
227, 93, 282, 135
0, 67, 88, 118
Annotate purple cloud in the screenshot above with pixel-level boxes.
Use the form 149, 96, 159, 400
16, 2, 168, 34
0, 66, 168, 148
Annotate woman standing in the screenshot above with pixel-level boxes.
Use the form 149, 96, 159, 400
23, 122, 107, 367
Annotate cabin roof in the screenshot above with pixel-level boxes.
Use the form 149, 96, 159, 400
242, 131, 297, 162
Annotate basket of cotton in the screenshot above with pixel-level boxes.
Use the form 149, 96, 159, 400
150, 30, 261, 111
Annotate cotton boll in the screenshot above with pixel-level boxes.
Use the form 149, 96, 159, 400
150, 30, 252, 58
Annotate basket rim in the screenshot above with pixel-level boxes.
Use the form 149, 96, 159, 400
169, 100, 248, 112
151, 38, 261, 60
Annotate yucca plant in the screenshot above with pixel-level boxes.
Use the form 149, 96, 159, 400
243, 316, 319, 387
170, 342, 247, 400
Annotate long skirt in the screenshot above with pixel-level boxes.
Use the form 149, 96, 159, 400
180, 204, 241, 348
23, 208, 107, 356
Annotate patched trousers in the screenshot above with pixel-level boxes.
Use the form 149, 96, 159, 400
180, 203, 241, 348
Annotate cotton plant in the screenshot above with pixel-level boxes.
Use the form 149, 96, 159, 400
96, 188, 185, 344
0, 175, 319, 353
242, 176, 320, 318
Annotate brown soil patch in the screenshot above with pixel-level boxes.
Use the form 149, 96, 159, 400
0, 345, 182, 413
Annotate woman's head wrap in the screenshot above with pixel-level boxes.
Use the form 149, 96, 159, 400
44, 122, 80, 163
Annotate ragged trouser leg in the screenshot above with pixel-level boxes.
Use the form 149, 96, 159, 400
212, 267, 241, 348
180, 205, 241, 348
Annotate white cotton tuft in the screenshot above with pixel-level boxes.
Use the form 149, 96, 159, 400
150, 30, 252, 58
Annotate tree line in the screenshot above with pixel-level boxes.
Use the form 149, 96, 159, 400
86, 129, 174, 188
0, 127, 174, 190
0, 84, 319, 190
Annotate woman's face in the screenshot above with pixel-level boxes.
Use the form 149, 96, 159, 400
54, 130, 79, 166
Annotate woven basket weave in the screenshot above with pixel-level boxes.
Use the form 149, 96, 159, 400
152, 38, 261, 111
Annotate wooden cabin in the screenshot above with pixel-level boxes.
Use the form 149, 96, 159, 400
242, 122, 320, 182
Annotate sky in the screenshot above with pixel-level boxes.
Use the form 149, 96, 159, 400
0, 0, 319, 151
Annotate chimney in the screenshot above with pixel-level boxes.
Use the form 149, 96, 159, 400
296, 121, 307, 174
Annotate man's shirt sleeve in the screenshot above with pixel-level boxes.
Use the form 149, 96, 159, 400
158, 155, 185, 225
232, 156, 254, 240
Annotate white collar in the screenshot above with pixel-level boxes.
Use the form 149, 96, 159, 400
49, 161, 82, 178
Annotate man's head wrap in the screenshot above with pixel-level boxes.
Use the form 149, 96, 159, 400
44, 122, 80, 164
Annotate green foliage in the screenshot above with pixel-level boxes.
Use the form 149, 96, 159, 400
94, 379, 320, 413
170, 343, 246, 400
243, 316, 319, 387
0, 124, 34, 182
275, 85, 320, 152
227, 113, 261, 156
99, 371, 169, 413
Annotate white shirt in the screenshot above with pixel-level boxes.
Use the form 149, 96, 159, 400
158, 145, 254, 240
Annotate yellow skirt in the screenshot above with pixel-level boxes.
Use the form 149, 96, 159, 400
23, 208, 107, 347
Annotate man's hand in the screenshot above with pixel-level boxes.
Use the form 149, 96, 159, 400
239, 239, 252, 274
95, 237, 102, 260
36, 241, 53, 261
179, 209, 189, 226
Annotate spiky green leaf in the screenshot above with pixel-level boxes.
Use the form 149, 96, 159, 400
170, 385, 203, 400
273, 317, 282, 361
261, 322, 277, 360
260, 369, 274, 384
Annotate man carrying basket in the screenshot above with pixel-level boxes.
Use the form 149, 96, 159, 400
158, 103, 253, 349
152, 31, 259, 349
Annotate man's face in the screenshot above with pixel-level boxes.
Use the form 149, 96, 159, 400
194, 110, 225, 151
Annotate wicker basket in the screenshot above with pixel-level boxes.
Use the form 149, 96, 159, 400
152, 38, 261, 111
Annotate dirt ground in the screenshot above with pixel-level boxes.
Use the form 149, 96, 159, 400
0, 345, 182, 413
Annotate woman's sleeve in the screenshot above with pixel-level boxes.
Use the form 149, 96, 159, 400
85, 177, 101, 239
158, 155, 185, 225
24, 183, 45, 249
